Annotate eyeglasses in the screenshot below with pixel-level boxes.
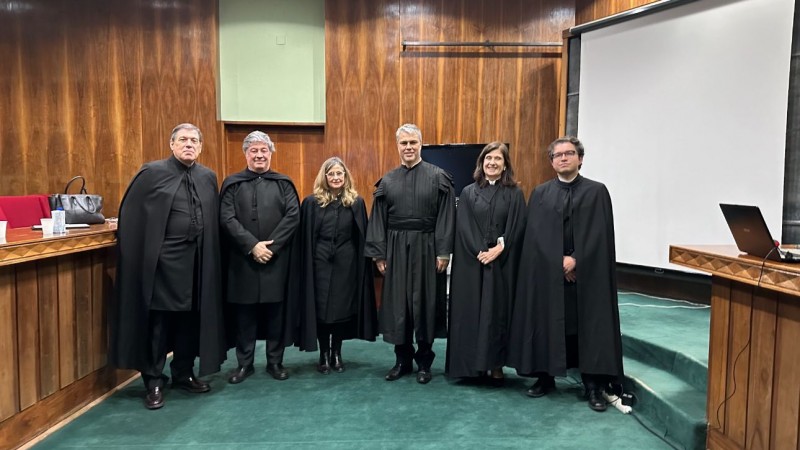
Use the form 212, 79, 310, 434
326, 171, 345, 178
550, 150, 577, 160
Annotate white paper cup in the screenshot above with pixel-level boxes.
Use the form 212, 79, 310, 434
0, 220, 6, 242
40, 218, 54, 236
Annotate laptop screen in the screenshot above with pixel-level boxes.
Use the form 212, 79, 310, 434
719, 204, 781, 261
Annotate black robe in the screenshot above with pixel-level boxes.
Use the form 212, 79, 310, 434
219, 169, 302, 346
294, 195, 378, 351
365, 161, 455, 344
109, 156, 226, 377
507, 175, 624, 380
446, 182, 526, 378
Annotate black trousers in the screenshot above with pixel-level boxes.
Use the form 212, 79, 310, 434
393, 305, 435, 369
141, 310, 199, 390
234, 303, 285, 367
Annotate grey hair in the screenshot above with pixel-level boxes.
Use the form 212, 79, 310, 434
169, 123, 203, 143
395, 123, 422, 142
242, 130, 275, 153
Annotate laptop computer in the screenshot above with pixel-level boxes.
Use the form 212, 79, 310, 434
719, 203, 800, 263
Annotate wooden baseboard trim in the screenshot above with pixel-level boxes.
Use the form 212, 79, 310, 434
707, 427, 743, 450
0, 366, 136, 449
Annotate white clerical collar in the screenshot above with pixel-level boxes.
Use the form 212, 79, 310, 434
557, 173, 579, 183
487, 179, 498, 185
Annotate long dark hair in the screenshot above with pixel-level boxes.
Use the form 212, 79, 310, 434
473, 142, 517, 188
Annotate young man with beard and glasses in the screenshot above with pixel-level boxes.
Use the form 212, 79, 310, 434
507, 136, 624, 412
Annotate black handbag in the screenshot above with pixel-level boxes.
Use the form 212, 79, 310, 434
49, 176, 105, 224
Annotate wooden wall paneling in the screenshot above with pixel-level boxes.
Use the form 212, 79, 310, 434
726, 281, 754, 446
708, 277, 732, 431
91, 251, 107, 371
395, 0, 569, 196
0, 0, 219, 218
223, 124, 326, 200
771, 294, 800, 449
575, 0, 658, 25
15, 264, 40, 410
325, 0, 401, 208
746, 288, 777, 449
73, 253, 93, 379
63, 3, 98, 201
139, 0, 222, 189
36, 259, 60, 399
57, 256, 77, 388
0, 365, 136, 450
93, 2, 143, 219
0, 267, 18, 421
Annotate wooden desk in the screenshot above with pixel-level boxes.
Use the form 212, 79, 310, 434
0, 224, 134, 449
670, 245, 800, 450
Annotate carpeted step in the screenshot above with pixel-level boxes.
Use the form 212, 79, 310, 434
622, 356, 707, 450
622, 334, 707, 393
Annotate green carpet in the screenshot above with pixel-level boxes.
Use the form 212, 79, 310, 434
35, 339, 672, 449
618, 292, 711, 450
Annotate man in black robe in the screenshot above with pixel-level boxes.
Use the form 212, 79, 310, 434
220, 131, 300, 384
110, 123, 226, 410
366, 123, 455, 384
507, 136, 624, 412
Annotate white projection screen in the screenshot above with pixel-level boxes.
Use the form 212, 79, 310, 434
576, 0, 795, 271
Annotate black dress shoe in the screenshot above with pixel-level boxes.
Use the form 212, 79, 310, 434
172, 376, 211, 393
525, 377, 555, 398
384, 361, 413, 381
317, 351, 331, 375
144, 387, 164, 410
228, 365, 255, 384
266, 363, 289, 381
331, 350, 345, 373
416, 369, 432, 384
588, 389, 607, 412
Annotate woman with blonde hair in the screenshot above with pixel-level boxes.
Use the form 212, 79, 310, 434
296, 157, 377, 374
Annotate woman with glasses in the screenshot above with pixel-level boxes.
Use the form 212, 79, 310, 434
446, 142, 526, 385
296, 157, 377, 374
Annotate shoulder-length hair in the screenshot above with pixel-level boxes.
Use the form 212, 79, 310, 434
473, 142, 517, 188
313, 156, 358, 207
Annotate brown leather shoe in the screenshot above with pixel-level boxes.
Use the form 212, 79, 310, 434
266, 363, 289, 381
228, 365, 255, 384
144, 387, 164, 410
172, 376, 211, 393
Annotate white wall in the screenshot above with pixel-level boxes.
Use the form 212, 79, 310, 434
577, 0, 794, 270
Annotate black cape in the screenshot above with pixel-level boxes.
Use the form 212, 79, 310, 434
293, 195, 378, 351
507, 175, 624, 379
219, 169, 302, 347
446, 182, 526, 378
109, 156, 226, 377
365, 161, 455, 344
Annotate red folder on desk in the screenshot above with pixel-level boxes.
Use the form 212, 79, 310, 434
0, 195, 52, 228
